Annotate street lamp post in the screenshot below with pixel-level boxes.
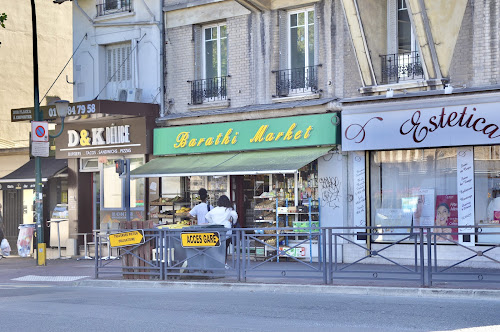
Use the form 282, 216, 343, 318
31, 0, 69, 265
30, 0, 45, 265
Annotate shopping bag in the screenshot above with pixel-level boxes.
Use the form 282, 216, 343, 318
1, 238, 11, 256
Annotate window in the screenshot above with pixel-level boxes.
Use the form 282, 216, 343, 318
203, 24, 228, 80
289, 8, 314, 70
474, 146, 500, 244
97, 0, 132, 17
191, 24, 228, 104
382, 0, 423, 83
102, 158, 144, 209
370, 148, 458, 242
105, 42, 132, 100
275, 8, 317, 97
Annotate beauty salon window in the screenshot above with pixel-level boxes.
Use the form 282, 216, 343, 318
474, 146, 500, 244
370, 148, 458, 242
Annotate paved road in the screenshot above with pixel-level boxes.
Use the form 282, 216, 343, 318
1, 284, 500, 332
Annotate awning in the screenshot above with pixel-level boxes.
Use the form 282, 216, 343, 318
0, 158, 68, 188
131, 146, 332, 178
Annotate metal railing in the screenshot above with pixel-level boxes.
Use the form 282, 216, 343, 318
93, 225, 500, 287
380, 51, 424, 84
273, 65, 319, 97
96, 0, 132, 17
189, 76, 228, 105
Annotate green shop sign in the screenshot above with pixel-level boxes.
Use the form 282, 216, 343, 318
154, 113, 339, 155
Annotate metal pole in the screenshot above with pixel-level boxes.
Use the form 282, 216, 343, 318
31, 0, 45, 264
125, 159, 131, 222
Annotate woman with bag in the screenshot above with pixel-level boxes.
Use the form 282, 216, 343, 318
205, 195, 238, 257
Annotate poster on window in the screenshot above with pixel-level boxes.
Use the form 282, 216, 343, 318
435, 195, 458, 241
405, 188, 435, 228
374, 208, 413, 242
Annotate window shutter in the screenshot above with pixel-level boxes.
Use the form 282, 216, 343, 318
313, 4, 319, 67
193, 25, 203, 80
107, 50, 112, 81
387, 0, 397, 54
278, 10, 288, 70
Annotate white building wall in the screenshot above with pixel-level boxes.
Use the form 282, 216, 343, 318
72, 0, 161, 109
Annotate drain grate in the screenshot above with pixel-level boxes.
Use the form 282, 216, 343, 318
11, 275, 89, 282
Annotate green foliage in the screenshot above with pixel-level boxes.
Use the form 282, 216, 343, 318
0, 13, 7, 28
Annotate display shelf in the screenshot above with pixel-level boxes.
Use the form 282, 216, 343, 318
277, 212, 319, 215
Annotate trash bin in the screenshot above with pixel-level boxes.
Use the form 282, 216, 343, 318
17, 224, 35, 257
172, 225, 229, 273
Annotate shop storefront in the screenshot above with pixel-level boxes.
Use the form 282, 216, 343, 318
0, 158, 67, 254
342, 93, 500, 248
131, 113, 340, 259
53, 100, 157, 243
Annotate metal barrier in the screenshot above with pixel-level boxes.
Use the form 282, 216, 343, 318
93, 225, 500, 287
94, 229, 162, 280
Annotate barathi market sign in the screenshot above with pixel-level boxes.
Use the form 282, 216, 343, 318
342, 102, 500, 151
154, 113, 339, 155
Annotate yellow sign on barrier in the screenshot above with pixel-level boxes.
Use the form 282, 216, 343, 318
109, 230, 144, 247
181, 232, 220, 247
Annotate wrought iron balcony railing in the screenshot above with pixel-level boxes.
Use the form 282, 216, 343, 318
273, 65, 319, 97
380, 51, 424, 84
96, 0, 132, 17
189, 76, 228, 105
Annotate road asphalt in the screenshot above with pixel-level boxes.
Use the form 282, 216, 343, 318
1, 255, 500, 300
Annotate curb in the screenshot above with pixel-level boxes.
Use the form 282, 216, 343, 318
73, 279, 500, 300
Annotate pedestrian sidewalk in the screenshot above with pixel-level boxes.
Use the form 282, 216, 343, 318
1, 255, 500, 300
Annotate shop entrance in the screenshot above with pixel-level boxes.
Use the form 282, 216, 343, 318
3, 189, 23, 253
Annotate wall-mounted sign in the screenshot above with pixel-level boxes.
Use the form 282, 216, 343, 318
55, 117, 150, 159
154, 113, 339, 155
342, 102, 500, 151
12, 101, 99, 122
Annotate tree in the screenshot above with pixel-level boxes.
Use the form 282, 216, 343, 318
0, 13, 6, 28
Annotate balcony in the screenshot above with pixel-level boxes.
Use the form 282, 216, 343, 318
380, 51, 424, 84
273, 65, 319, 97
96, 0, 132, 17
189, 76, 228, 105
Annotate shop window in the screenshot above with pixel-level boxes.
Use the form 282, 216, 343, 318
370, 148, 458, 242
129, 159, 145, 208
474, 146, 500, 244
102, 157, 144, 209
103, 160, 122, 209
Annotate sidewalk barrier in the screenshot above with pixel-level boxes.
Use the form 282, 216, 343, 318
92, 225, 500, 287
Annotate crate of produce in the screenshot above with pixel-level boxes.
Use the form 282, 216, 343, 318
292, 221, 319, 232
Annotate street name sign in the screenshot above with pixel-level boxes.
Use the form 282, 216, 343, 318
109, 230, 144, 247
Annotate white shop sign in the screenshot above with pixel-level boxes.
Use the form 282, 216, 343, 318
342, 102, 500, 151
457, 146, 475, 245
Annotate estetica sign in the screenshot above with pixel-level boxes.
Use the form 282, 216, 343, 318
342, 102, 500, 151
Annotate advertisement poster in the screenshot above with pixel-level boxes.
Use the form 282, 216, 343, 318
403, 188, 435, 227
435, 195, 458, 241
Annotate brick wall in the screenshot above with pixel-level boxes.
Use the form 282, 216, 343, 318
472, 0, 500, 86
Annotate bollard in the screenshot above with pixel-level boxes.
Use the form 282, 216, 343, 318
38, 243, 46, 266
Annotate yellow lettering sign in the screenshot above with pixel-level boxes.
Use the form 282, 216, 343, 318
250, 125, 268, 143
181, 232, 221, 247
174, 132, 189, 148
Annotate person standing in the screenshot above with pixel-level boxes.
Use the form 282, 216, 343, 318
205, 195, 238, 258
189, 188, 213, 225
